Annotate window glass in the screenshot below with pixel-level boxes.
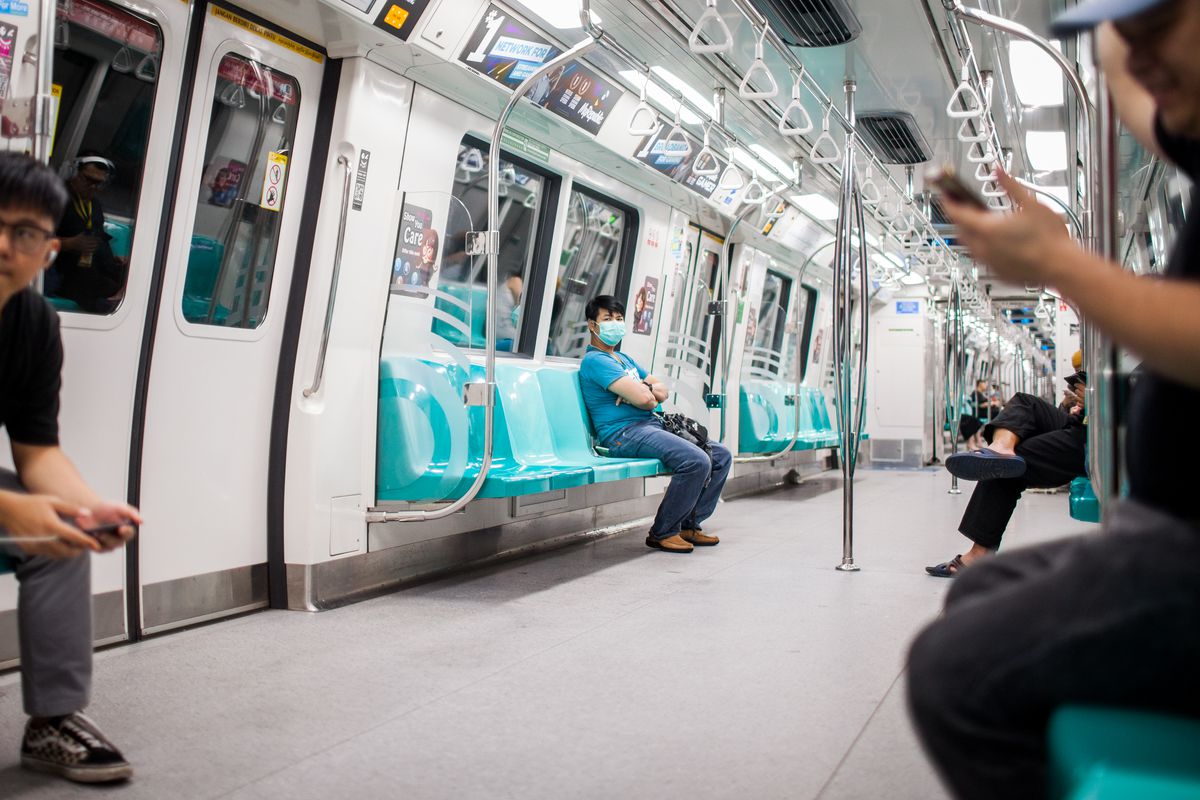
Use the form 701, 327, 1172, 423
546, 189, 628, 359
431, 140, 545, 352
748, 270, 791, 377
44, 0, 162, 315
181, 54, 301, 329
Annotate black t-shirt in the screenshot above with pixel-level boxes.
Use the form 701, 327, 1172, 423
1123, 118, 1200, 518
0, 288, 63, 446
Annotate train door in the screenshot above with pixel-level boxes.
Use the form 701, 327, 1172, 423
135, 7, 324, 633
663, 226, 722, 417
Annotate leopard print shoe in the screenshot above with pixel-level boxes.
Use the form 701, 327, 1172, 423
21, 712, 132, 783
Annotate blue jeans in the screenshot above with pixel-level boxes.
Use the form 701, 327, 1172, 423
607, 419, 732, 540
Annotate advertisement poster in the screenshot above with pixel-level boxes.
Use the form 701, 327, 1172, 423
459, 6, 622, 136
632, 276, 658, 335
0, 23, 15, 100
204, 158, 246, 208
392, 202, 437, 293
634, 125, 729, 200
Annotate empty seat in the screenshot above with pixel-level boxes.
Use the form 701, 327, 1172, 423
1069, 477, 1100, 523
432, 282, 487, 349
1050, 706, 1200, 799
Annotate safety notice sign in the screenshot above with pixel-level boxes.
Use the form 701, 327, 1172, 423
260, 151, 287, 212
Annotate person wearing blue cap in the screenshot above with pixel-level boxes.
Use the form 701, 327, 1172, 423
908, 1, 1200, 797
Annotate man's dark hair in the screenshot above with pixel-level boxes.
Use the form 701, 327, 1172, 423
0, 152, 68, 221
586, 294, 625, 321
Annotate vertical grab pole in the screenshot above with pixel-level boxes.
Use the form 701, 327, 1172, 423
31, 0, 57, 162
948, 280, 963, 494
836, 80, 861, 572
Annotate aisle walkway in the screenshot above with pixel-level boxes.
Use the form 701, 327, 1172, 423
0, 470, 1093, 799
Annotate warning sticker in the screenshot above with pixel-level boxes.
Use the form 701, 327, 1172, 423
260, 151, 288, 212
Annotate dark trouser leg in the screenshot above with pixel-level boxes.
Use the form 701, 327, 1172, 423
682, 442, 732, 530
908, 500, 1200, 800
982, 393, 1070, 443
0, 468, 93, 717
957, 425, 1087, 550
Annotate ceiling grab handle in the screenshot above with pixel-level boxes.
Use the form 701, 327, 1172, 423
859, 163, 883, 205
809, 107, 841, 165
691, 122, 721, 177
739, 23, 779, 100
946, 59, 984, 119
688, 0, 733, 54
956, 116, 990, 144
966, 139, 997, 164
741, 169, 768, 205
627, 70, 659, 137
664, 100, 693, 159
974, 160, 995, 181
717, 145, 745, 190
778, 67, 814, 136
981, 179, 1007, 198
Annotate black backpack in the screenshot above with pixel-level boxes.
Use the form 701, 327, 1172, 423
656, 412, 712, 456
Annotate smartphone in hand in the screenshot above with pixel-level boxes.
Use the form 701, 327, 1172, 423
926, 165, 989, 210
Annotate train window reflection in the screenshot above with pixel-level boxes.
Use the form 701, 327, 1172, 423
748, 270, 792, 378
44, 0, 162, 315
546, 188, 632, 359
433, 139, 548, 353
181, 54, 301, 329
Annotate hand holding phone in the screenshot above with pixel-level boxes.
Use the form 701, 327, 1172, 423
926, 165, 988, 210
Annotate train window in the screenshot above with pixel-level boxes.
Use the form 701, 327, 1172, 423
43, 0, 163, 315
748, 269, 792, 377
181, 54, 301, 329
792, 284, 818, 381
432, 137, 554, 354
546, 187, 635, 359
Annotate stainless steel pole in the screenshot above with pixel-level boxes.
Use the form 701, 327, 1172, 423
836, 80, 861, 572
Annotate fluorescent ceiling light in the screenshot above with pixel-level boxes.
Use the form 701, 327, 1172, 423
749, 144, 795, 182
1025, 131, 1068, 172
519, 0, 600, 29
1009, 40, 1064, 107
618, 69, 703, 125
899, 272, 926, 285
882, 252, 905, 270
651, 66, 715, 120
790, 193, 838, 221
733, 147, 784, 183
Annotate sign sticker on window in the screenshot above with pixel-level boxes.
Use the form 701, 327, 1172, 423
260, 151, 288, 212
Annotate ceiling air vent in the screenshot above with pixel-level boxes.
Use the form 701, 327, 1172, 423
857, 111, 933, 165
750, 0, 862, 48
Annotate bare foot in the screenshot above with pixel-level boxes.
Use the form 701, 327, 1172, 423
959, 543, 993, 566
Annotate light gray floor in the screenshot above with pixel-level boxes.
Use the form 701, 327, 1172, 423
0, 469, 1094, 799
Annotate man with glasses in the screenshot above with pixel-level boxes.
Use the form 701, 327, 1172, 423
50, 152, 127, 313
0, 152, 141, 783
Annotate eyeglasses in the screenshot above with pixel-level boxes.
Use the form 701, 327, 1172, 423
0, 220, 55, 255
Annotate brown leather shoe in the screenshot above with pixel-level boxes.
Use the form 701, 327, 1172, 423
680, 529, 719, 546
646, 534, 693, 553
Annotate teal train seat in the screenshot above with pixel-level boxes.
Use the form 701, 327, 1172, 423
377, 358, 668, 503
1051, 706, 1200, 799
1069, 477, 1100, 523
738, 383, 841, 453
0, 554, 12, 576
182, 235, 231, 324
432, 283, 487, 349
104, 219, 133, 259
534, 367, 662, 481
46, 296, 82, 312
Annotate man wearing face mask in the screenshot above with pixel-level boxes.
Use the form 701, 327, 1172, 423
579, 295, 732, 554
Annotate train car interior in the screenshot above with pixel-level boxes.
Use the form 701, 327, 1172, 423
0, 0, 1197, 796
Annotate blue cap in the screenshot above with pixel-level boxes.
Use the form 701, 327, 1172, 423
1051, 0, 1172, 35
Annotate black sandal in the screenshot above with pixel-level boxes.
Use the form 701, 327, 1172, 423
925, 555, 965, 578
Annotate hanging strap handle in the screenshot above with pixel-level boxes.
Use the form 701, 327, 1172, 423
859, 164, 882, 205
663, 101, 693, 160
778, 67, 814, 136
946, 60, 984, 119
689, 0, 733, 54
628, 72, 659, 137
739, 24, 779, 100
691, 123, 721, 177
809, 108, 840, 165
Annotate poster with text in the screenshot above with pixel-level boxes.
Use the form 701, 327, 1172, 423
632, 276, 658, 335
393, 202, 437, 294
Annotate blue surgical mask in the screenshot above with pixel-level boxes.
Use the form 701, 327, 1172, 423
596, 320, 626, 346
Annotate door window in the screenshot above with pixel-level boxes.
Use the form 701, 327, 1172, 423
546, 188, 632, 359
44, 0, 163, 315
181, 53, 301, 329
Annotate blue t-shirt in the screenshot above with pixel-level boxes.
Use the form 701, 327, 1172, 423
579, 346, 654, 445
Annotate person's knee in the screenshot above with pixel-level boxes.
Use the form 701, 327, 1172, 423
675, 450, 710, 475
710, 442, 732, 472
